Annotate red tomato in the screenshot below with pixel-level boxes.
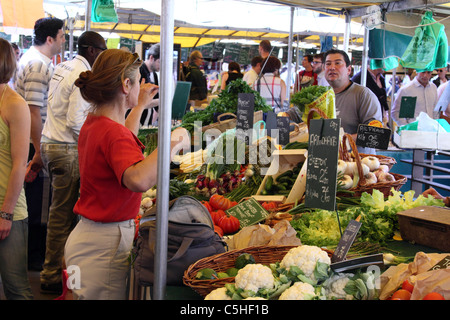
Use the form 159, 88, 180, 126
262, 201, 278, 211
391, 289, 411, 300
210, 210, 226, 225
209, 194, 232, 210
423, 292, 445, 300
214, 225, 224, 237
201, 200, 213, 213
217, 215, 240, 234
401, 279, 414, 293
230, 201, 238, 208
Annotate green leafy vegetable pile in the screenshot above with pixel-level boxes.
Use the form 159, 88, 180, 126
289, 188, 445, 247
181, 79, 272, 133
290, 85, 329, 113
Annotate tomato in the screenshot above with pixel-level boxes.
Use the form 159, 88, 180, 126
422, 292, 445, 300
230, 201, 238, 208
201, 200, 213, 213
209, 194, 232, 210
401, 279, 414, 293
214, 225, 224, 237
210, 210, 226, 225
262, 201, 278, 211
391, 289, 411, 300
217, 215, 240, 234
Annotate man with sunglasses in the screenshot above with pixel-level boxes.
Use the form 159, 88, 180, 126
39, 31, 107, 295
432, 68, 448, 88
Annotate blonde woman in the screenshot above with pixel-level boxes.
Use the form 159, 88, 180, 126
0, 38, 33, 299
64, 49, 189, 300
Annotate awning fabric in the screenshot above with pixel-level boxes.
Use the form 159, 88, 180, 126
0, 0, 45, 35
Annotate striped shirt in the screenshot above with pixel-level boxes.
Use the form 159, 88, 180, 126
15, 46, 54, 124
253, 73, 283, 109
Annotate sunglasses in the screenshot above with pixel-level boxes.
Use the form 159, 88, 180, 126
80, 45, 107, 51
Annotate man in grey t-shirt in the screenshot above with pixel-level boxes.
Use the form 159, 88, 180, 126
324, 49, 382, 154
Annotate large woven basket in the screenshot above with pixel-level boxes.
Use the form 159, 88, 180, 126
182, 245, 333, 298
338, 134, 407, 197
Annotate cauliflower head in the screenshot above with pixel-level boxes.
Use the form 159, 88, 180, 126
280, 245, 331, 281
323, 273, 354, 300
279, 282, 316, 300
235, 264, 275, 293
204, 287, 232, 300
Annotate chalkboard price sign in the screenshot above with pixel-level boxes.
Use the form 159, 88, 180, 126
331, 219, 362, 263
305, 118, 341, 211
276, 116, 290, 146
226, 197, 269, 229
356, 124, 391, 150
236, 93, 255, 144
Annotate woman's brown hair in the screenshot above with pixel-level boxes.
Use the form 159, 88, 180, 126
0, 38, 17, 84
75, 49, 142, 107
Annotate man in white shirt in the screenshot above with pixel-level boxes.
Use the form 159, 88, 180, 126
243, 56, 262, 88
312, 53, 329, 87
392, 70, 438, 127
39, 31, 107, 294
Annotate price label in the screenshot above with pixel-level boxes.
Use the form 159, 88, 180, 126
226, 197, 269, 229
356, 124, 391, 150
236, 93, 255, 144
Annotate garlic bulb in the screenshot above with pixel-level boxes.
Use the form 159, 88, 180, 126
378, 171, 395, 182
361, 156, 380, 171
337, 160, 347, 175
364, 172, 378, 185
361, 163, 370, 176
340, 175, 353, 189
344, 161, 357, 176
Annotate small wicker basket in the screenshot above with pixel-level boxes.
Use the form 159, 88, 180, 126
338, 134, 407, 197
182, 245, 333, 298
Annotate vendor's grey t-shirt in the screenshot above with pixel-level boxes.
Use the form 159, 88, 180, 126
335, 82, 382, 154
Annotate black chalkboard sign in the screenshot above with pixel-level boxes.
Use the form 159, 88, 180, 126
226, 197, 269, 229
276, 116, 290, 146
265, 110, 277, 137
236, 93, 255, 144
330, 219, 362, 263
356, 124, 391, 150
305, 118, 341, 211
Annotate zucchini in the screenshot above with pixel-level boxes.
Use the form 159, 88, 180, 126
277, 176, 292, 184
277, 170, 293, 180
265, 176, 273, 191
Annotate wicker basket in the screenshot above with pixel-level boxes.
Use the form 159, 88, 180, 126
338, 134, 406, 197
182, 245, 333, 297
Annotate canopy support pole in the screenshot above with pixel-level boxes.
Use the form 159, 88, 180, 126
361, 26, 370, 87
286, 6, 294, 105
343, 13, 351, 54
153, 0, 174, 301
85, 0, 92, 31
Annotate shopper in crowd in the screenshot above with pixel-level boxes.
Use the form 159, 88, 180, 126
185, 50, 207, 101
437, 81, 450, 118
220, 61, 243, 90
64, 49, 190, 300
391, 70, 438, 127
258, 40, 271, 59
243, 56, 263, 88
294, 54, 317, 93
138, 43, 160, 126
352, 61, 389, 121
253, 56, 286, 112
323, 49, 382, 154
39, 31, 106, 295
402, 68, 416, 86
8, 43, 21, 89
15, 17, 65, 272
432, 67, 448, 88
312, 53, 329, 87
0, 38, 33, 300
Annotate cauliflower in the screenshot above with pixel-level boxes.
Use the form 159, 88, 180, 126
323, 273, 354, 300
280, 245, 331, 282
279, 282, 316, 300
204, 287, 232, 300
235, 264, 275, 294
243, 297, 267, 300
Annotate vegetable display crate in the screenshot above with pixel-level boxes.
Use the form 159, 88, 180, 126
397, 206, 450, 252
182, 245, 333, 297
255, 149, 308, 204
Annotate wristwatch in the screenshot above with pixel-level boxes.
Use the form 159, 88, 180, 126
0, 211, 13, 221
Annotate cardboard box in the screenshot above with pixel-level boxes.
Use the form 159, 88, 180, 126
255, 149, 308, 204
393, 130, 450, 150
397, 206, 450, 252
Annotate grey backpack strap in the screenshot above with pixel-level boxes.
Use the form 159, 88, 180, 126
167, 237, 194, 262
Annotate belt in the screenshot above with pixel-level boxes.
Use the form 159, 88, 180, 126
41, 143, 78, 151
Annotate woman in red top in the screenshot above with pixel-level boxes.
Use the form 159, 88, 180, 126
64, 49, 190, 300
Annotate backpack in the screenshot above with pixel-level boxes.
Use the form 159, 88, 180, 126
133, 196, 226, 286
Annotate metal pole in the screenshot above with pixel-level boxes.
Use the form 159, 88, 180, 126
153, 0, 174, 300
361, 26, 370, 87
85, 0, 92, 31
286, 6, 294, 105
343, 14, 350, 54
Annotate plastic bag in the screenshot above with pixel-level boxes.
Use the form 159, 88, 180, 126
400, 11, 448, 72
92, 0, 118, 23
301, 87, 336, 122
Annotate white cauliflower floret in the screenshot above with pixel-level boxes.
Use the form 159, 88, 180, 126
279, 282, 316, 300
280, 245, 331, 281
235, 264, 275, 293
323, 273, 354, 300
204, 287, 232, 300
243, 297, 267, 300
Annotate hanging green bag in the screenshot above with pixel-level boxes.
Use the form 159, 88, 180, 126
91, 0, 119, 23
400, 11, 448, 72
